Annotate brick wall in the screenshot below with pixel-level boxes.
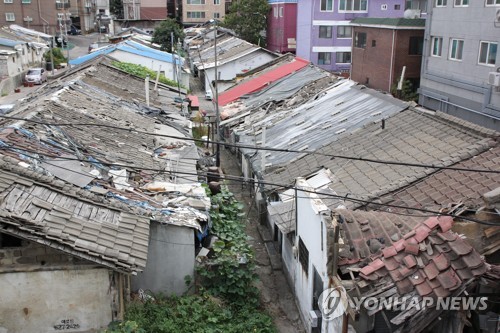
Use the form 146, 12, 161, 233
351, 26, 423, 93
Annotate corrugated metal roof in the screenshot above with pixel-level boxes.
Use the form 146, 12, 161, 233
69, 40, 179, 66
236, 80, 408, 172
218, 57, 310, 106
0, 37, 23, 48
221, 65, 329, 120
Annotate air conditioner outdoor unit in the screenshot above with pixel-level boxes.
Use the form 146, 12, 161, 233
489, 72, 500, 87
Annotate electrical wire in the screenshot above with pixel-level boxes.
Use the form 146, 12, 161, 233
1, 114, 498, 174
1, 145, 498, 226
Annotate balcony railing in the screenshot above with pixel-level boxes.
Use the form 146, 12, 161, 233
55, 1, 71, 9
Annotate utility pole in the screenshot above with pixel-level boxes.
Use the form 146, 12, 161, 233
214, 25, 220, 167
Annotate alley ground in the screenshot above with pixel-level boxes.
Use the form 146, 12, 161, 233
189, 75, 305, 333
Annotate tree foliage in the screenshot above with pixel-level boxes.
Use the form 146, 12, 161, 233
223, 0, 270, 46
152, 19, 185, 52
110, 0, 124, 19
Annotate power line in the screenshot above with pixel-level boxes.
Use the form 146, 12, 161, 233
1, 145, 498, 226
1, 114, 498, 174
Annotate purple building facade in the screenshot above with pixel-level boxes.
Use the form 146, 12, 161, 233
267, 0, 299, 54
296, 0, 427, 73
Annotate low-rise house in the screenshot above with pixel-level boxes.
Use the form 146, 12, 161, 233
263, 109, 499, 332
0, 59, 209, 332
286, 178, 496, 332
350, 17, 425, 93
69, 40, 190, 89
0, 36, 47, 94
189, 30, 277, 97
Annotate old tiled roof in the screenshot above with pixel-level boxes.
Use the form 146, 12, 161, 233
0, 160, 150, 273
266, 109, 498, 209
0, 61, 208, 230
335, 209, 425, 266
381, 145, 500, 212
357, 215, 489, 299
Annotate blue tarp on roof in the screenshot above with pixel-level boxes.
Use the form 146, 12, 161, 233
0, 37, 23, 48
69, 40, 183, 66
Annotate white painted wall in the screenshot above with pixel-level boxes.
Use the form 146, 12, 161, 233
292, 181, 343, 333
0, 268, 113, 333
203, 50, 276, 94
111, 49, 177, 81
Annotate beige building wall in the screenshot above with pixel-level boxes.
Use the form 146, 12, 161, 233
183, 0, 225, 25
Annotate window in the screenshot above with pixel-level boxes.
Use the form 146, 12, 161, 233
435, 0, 447, 6
478, 41, 497, 65
454, 0, 468, 6
320, 0, 333, 11
298, 237, 309, 275
22, 0, 32, 3
409, 36, 423, 55
213, 12, 220, 18
337, 26, 352, 38
449, 38, 464, 60
395, 4, 401, 9
274, 7, 278, 17
4, 0, 13, 3
5, 13, 15, 21
318, 52, 331, 65
371, 39, 376, 47
187, 0, 205, 4
486, 0, 500, 5
339, 0, 368, 12
187, 11, 205, 18
336, 52, 351, 63
214, 0, 220, 4
319, 26, 332, 38
279, 7, 284, 17
431, 36, 443, 56
355, 32, 366, 48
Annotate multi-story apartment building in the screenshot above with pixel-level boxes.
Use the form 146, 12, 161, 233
0, 0, 71, 35
182, 0, 227, 26
418, 0, 500, 130
0, 0, 110, 35
267, 0, 297, 54
123, 0, 167, 20
295, 0, 426, 74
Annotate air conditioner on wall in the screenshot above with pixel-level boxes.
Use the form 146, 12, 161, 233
489, 72, 500, 87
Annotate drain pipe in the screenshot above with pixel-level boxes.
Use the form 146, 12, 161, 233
37, 0, 50, 34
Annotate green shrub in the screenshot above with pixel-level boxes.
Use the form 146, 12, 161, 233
111, 61, 184, 89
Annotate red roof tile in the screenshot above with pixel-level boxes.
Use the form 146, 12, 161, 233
403, 255, 417, 268
461, 251, 483, 268
415, 280, 433, 296
432, 285, 451, 298
424, 261, 439, 280
448, 237, 473, 255
414, 224, 431, 242
396, 278, 413, 294
438, 216, 453, 233
384, 257, 400, 271
456, 267, 473, 280
437, 232, 457, 242
383, 246, 398, 258
404, 241, 419, 255
217, 57, 309, 106
432, 253, 451, 271
393, 239, 406, 252
423, 216, 439, 229
436, 268, 461, 290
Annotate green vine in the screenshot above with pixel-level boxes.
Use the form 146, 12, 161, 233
197, 187, 260, 308
111, 61, 185, 89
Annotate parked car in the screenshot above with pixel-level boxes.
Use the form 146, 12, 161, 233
24, 68, 48, 85
67, 25, 81, 35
